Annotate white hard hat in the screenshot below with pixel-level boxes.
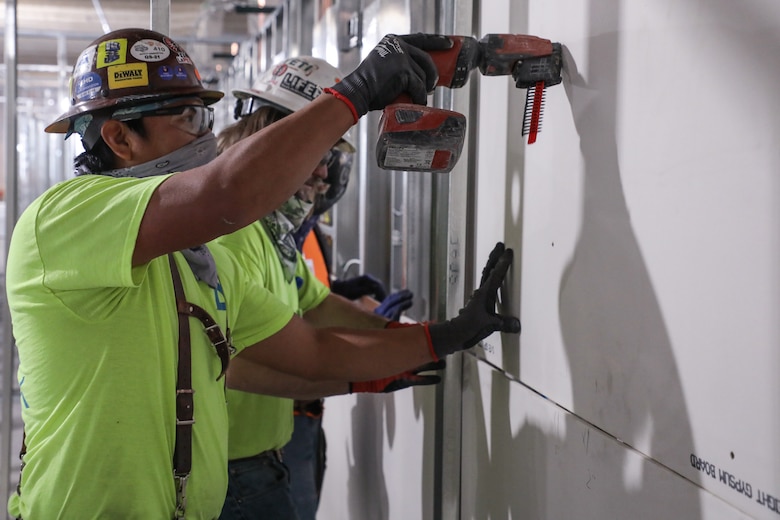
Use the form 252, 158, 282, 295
233, 56, 355, 152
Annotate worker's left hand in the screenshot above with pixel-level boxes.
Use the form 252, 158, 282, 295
331, 274, 388, 301
349, 360, 445, 393
374, 289, 414, 321
426, 242, 521, 359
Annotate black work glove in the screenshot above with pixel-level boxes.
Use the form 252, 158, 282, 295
331, 274, 387, 301
325, 33, 453, 121
427, 242, 521, 359
349, 360, 446, 393
374, 289, 414, 321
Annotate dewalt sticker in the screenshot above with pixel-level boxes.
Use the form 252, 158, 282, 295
97, 39, 127, 68
108, 63, 149, 89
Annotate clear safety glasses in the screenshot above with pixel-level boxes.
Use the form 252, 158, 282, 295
114, 104, 215, 137
234, 96, 260, 120
319, 149, 335, 168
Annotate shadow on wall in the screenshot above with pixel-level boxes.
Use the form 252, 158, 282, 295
468, 0, 702, 517
345, 388, 437, 520
465, 356, 709, 520
555, 0, 701, 513
347, 396, 390, 519
466, 363, 548, 518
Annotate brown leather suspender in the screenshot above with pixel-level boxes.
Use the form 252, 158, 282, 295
168, 253, 233, 518
168, 254, 194, 519
176, 300, 233, 380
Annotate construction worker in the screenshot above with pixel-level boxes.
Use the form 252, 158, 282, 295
5, 28, 520, 519
289, 141, 415, 520
215, 56, 421, 520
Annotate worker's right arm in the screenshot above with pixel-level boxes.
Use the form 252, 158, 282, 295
226, 355, 350, 400
132, 35, 442, 266
237, 315, 433, 383
235, 242, 521, 382
226, 355, 443, 398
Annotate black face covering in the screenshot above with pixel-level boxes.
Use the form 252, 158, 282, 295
312, 147, 354, 216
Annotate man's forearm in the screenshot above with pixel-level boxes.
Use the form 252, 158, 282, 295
240, 315, 434, 383
303, 292, 389, 329
226, 354, 349, 399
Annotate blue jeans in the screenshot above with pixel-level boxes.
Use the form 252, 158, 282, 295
219, 451, 300, 520
284, 412, 326, 520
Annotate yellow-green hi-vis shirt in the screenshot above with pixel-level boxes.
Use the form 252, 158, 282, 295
6, 174, 293, 519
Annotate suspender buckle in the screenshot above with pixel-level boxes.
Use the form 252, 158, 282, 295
173, 473, 189, 519
204, 322, 222, 338
175, 389, 195, 426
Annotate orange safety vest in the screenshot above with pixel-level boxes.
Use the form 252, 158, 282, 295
301, 229, 331, 288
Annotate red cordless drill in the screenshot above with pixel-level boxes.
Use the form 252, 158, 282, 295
376, 34, 563, 173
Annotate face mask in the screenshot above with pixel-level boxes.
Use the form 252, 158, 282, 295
99, 132, 218, 178
260, 196, 314, 283
92, 132, 220, 287
278, 196, 314, 231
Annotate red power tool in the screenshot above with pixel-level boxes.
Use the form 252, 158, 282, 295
376, 34, 563, 173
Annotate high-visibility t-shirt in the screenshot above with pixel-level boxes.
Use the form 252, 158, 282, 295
214, 221, 330, 458
6, 174, 294, 519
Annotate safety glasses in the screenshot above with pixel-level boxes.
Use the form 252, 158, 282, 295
113, 104, 214, 137
312, 147, 354, 215
234, 96, 261, 120
318, 149, 335, 168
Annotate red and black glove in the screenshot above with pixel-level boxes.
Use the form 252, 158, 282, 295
349, 360, 446, 393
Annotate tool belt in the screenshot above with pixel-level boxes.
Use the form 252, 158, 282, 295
293, 399, 324, 419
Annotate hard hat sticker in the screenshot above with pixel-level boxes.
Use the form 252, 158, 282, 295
175, 54, 193, 66
286, 58, 319, 76
280, 73, 321, 102
158, 65, 174, 80
74, 45, 96, 75
108, 63, 149, 89
97, 39, 127, 68
174, 66, 189, 80
163, 37, 184, 54
74, 72, 102, 101
271, 63, 288, 80
130, 39, 171, 62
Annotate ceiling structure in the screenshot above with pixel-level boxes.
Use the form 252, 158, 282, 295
0, 0, 280, 83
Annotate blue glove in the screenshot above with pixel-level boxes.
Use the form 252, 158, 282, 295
331, 274, 387, 301
374, 289, 414, 321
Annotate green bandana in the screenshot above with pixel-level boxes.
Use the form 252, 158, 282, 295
261, 197, 314, 282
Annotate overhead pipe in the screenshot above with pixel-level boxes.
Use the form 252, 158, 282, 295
150, 0, 170, 34
91, 0, 112, 34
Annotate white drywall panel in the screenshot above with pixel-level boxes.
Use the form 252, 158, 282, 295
473, 0, 780, 517
461, 357, 755, 519
317, 386, 438, 520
